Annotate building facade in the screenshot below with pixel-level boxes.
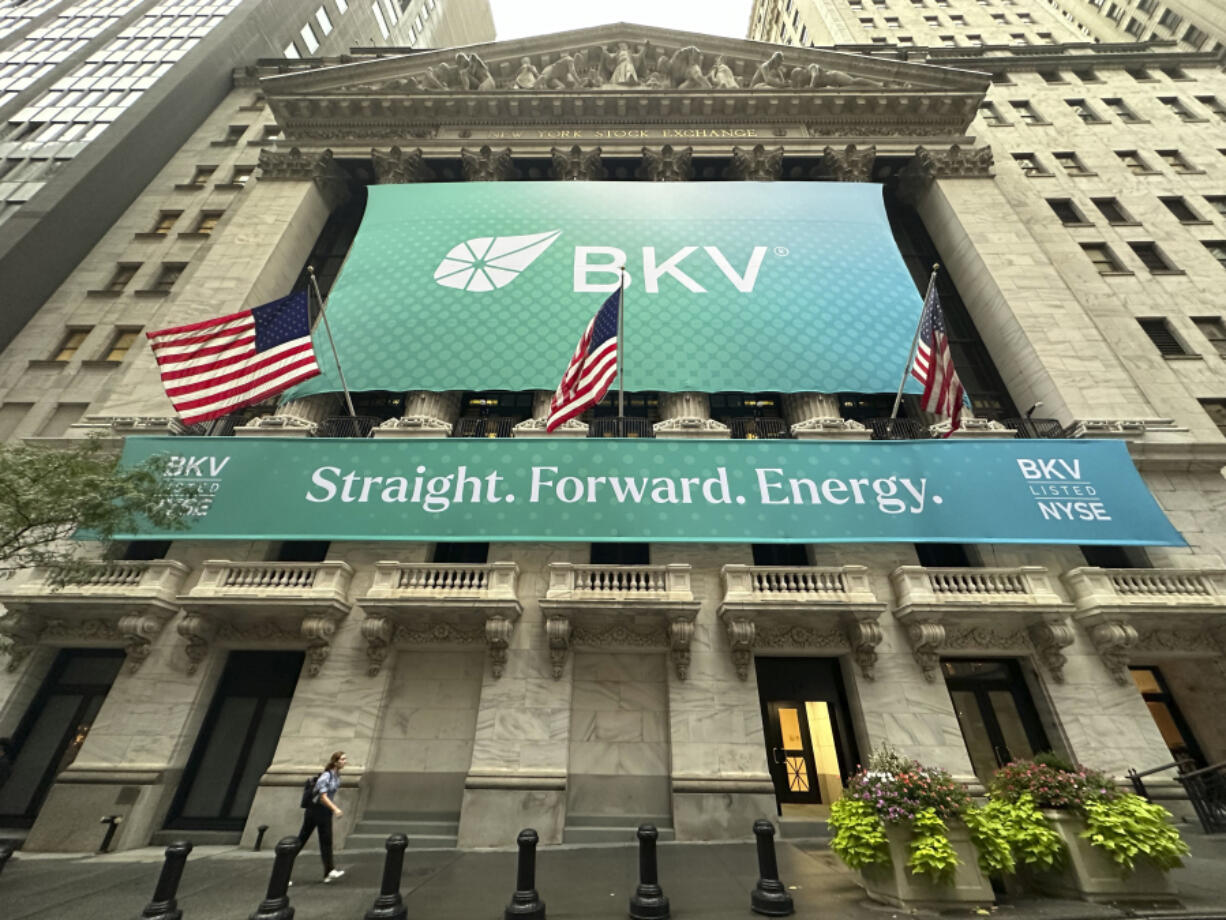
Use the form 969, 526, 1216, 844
0, 10, 1224, 855
0, 0, 494, 355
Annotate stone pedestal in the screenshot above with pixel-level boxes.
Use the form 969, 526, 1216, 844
1033, 810, 1178, 904
783, 393, 869, 440
859, 822, 994, 910
654, 392, 729, 439
513, 390, 588, 438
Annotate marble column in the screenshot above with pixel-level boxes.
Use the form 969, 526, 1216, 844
783, 392, 869, 440
653, 392, 729, 439
373, 390, 461, 438
513, 390, 587, 437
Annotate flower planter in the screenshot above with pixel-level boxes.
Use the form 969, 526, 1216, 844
858, 821, 995, 911
1032, 810, 1178, 904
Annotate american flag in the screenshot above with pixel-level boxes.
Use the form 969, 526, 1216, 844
146, 291, 321, 426
546, 289, 621, 432
910, 282, 966, 436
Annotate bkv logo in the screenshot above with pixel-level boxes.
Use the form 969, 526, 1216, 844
433, 230, 769, 294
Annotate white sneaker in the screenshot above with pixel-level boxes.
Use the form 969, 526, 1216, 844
323, 869, 345, 883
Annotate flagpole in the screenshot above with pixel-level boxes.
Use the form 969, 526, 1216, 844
890, 262, 940, 421
617, 266, 626, 420
307, 265, 357, 418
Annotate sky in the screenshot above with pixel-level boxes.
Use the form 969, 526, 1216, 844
489, 0, 753, 42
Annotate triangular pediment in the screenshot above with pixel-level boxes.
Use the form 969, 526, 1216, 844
262, 22, 987, 99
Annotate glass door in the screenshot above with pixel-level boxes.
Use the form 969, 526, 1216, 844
0, 649, 124, 826
765, 701, 822, 805
943, 659, 1051, 785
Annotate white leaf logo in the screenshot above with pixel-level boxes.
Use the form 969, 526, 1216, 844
433, 230, 562, 291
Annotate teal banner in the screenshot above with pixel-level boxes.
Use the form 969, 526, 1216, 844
289, 182, 926, 398
121, 437, 1184, 546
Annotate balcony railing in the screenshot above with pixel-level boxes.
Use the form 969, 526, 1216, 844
1063, 566, 1226, 610
1002, 417, 1069, 439
588, 417, 655, 438
454, 417, 517, 438
187, 560, 353, 603
364, 561, 519, 600
891, 565, 1065, 609
317, 415, 379, 438
9, 560, 189, 600
729, 417, 791, 439
546, 562, 692, 599
720, 564, 879, 602
867, 418, 925, 440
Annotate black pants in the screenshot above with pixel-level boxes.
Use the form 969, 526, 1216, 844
297, 803, 334, 874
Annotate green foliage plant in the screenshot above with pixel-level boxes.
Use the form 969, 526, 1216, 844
907, 808, 960, 884
1081, 793, 1190, 874
965, 794, 1063, 874
829, 797, 890, 870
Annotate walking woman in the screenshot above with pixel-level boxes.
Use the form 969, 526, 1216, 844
298, 750, 347, 883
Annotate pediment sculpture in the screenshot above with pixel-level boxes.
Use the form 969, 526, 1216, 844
335, 43, 908, 95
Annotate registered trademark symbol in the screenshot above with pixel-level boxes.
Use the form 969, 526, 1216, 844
773, 246, 789, 257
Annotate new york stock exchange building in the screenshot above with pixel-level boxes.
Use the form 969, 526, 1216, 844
1, 21, 1224, 854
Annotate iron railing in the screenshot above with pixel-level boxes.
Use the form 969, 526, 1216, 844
317, 415, 379, 438
729, 417, 790, 439
588, 417, 656, 438
1002, 417, 1069, 439
1129, 759, 1226, 834
454, 417, 516, 438
866, 418, 925, 440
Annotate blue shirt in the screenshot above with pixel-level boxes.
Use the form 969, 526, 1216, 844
312, 769, 340, 804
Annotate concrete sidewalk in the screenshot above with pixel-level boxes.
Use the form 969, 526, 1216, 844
2, 830, 1225, 920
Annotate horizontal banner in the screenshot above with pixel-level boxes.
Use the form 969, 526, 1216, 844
119, 437, 1184, 546
288, 181, 927, 398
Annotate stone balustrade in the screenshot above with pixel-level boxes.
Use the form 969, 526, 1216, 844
546, 562, 692, 599
17, 560, 189, 599
189, 560, 353, 601
1063, 566, 1226, 611
721, 563, 876, 603
366, 561, 519, 599
891, 565, 1064, 609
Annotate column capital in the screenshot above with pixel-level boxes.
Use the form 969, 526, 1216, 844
819, 144, 875, 182
727, 145, 783, 181
371, 146, 435, 184
551, 145, 606, 180
898, 144, 995, 202
461, 145, 517, 181
638, 145, 693, 182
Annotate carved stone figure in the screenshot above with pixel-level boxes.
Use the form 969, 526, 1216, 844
513, 56, 539, 89
456, 52, 495, 91
750, 52, 790, 89
708, 55, 740, 89
538, 54, 578, 90
643, 53, 671, 88
600, 40, 652, 86
418, 66, 448, 91
669, 46, 710, 90
573, 48, 603, 88
808, 64, 884, 89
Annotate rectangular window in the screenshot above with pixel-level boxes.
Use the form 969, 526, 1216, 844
299, 23, 319, 54
107, 263, 140, 292
1010, 33, 1029, 45
1116, 150, 1153, 174
1126, 66, 1154, 81
1048, 198, 1086, 224
1138, 318, 1192, 356
980, 102, 1008, 126
188, 165, 215, 186
1183, 25, 1207, 49
149, 211, 179, 235
1129, 242, 1178, 272
315, 6, 333, 33
1103, 98, 1141, 122
229, 166, 256, 186
1204, 196, 1226, 217
259, 125, 283, 144
103, 329, 140, 363
193, 211, 223, 234
217, 124, 246, 146
335, 0, 348, 10
1053, 151, 1090, 174
1162, 66, 1189, 81
924, 14, 939, 26
1158, 9, 1182, 29
949, 13, 965, 24
1160, 196, 1202, 222
884, 17, 900, 27
1039, 70, 1064, 84
1202, 240, 1226, 269
1011, 101, 1044, 123
372, 1, 389, 37
1160, 97, 1198, 121
1066, 98, 1103, 123
1081, 243, 1126, 273
153, 263, 186, 292
1157, 149, 1197, 171
1199, 398, 1226, 434
282, 43, 300, 59
1193, 317, 1226, 356
1073, 68, 1100, 83
965, 33, 983, 45
53, 329, 90, 362
1012, 152, 1047, 176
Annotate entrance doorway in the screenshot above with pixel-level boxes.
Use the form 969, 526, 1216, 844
0, 649, 124, 826
755, 657, 859, 813
1130, 665, 1207, 768
164, 651, 303, 831
943, 659, 1051, 785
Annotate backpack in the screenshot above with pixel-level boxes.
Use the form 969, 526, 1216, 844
300, 775, 318, 808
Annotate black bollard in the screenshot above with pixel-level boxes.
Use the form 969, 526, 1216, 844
364, 834, 409, 920
99, 815, 123, 853
248, 836, 301, 920
503, 828, 545, 920
254, 826, 269, 852
0, 841, 14, 877
628, 824, 669, 920
750, 820, 793, 917
139, 841, 193, 920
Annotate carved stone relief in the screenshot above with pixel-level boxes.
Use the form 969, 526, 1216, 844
371, 146, 435, 184
1028, 621, 1075, 683
727, 145, 784, 181
461, 146, 517, 181
638, 145, 692, 182
1086, 619, 1139, 685
819, 144, 875, 182
550, 145, 605, 181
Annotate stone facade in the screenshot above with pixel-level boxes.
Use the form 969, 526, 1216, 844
0, 17, 1224, 854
